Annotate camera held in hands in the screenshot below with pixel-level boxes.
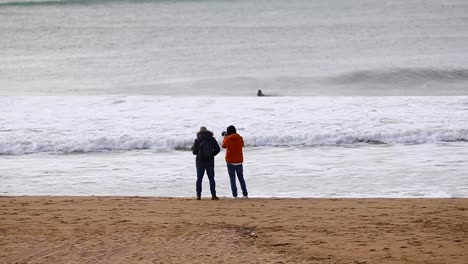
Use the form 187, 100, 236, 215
221, 131, 227, 136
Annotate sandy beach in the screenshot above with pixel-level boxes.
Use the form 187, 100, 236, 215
0, 197, 467, 264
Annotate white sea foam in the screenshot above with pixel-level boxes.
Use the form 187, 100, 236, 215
1, 96, 467, 155
2, 144, 468, 197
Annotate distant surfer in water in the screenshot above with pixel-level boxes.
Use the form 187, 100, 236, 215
257, 89, 265, 96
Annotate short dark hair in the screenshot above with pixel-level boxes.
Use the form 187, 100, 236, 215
226, 125, 236, 135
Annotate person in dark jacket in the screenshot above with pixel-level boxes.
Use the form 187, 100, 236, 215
191, 126, 220, 200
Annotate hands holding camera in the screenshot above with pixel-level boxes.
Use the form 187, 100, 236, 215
222, 125, 236, 137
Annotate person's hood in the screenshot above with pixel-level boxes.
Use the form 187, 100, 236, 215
197, 130, 213, 140
227, 133, 242, 141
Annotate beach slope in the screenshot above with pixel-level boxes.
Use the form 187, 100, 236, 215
1, 197, 467, 264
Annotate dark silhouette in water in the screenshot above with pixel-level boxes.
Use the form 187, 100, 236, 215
257, 89, 265, 96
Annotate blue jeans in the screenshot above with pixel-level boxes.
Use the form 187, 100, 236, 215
196, 164, 216, 197
227, 163, 248, 197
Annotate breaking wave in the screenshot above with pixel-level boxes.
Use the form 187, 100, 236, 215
0, 0, 171, 7
1, 129, 467, 155
329, 68, 468, 85
0, 0, 92, 6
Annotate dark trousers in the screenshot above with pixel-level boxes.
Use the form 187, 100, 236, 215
196, 163, 216, 197
227, 163, 248, 197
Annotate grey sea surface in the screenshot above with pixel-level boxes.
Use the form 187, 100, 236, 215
1, 0, 468, 95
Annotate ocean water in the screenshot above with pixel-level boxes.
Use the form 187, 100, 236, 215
1, 0, 468, 197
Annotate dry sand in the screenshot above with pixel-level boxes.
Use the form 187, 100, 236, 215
0, 197, 467, 264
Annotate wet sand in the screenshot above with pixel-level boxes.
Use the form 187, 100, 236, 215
1, 197, 467, 264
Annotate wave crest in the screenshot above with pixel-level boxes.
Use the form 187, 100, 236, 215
0, 0, 155, 7
1, 129, 467, 155
0, 136, 194, 155
329, 68, 468, 85
248, 129, 468, 146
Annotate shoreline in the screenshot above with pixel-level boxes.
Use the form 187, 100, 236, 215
1, 197, 467, 263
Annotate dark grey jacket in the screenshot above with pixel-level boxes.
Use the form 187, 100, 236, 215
191, 130, 220, 166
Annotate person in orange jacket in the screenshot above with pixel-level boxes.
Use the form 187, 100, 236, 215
222, 125, 248, 198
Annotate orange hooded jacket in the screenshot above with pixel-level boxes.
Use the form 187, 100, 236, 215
222, 133, 244, 163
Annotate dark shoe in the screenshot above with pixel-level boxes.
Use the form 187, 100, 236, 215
196, 196, 201, 200
211, 196, 219, 200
